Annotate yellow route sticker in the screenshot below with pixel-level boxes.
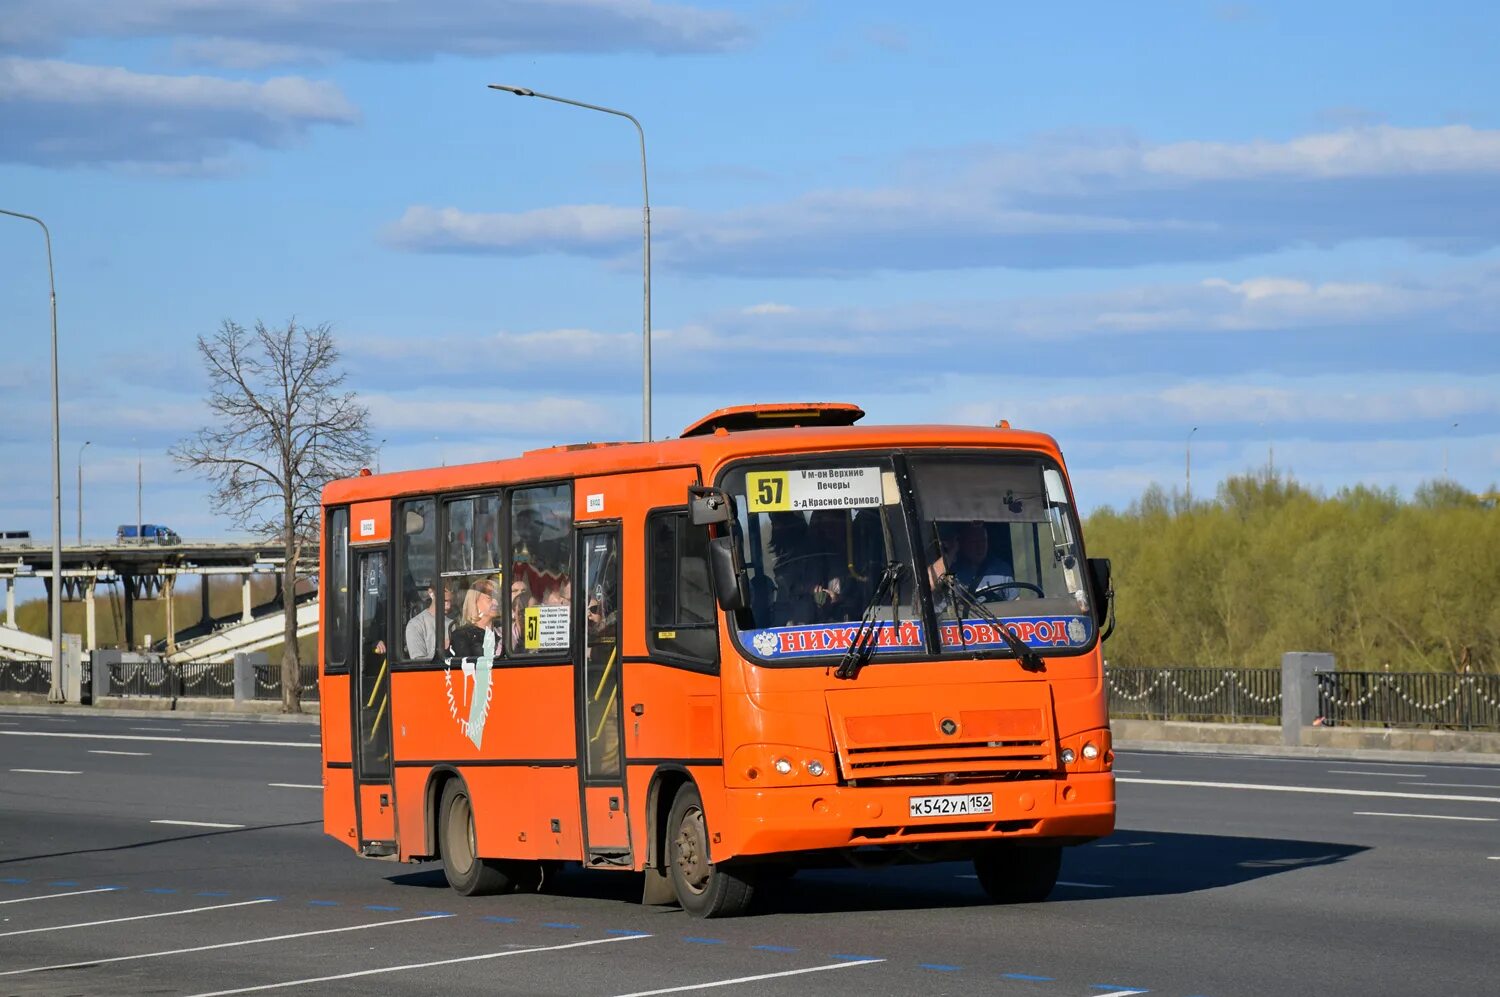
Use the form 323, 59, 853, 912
524, 606, 541, 649
746, 471, 791, 512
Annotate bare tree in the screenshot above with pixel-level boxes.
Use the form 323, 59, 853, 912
173, 319, 371, 712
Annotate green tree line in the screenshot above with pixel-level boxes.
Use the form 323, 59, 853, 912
1085, 472, 1500, 673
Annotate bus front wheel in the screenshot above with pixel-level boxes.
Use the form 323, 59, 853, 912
973, 843, 1062, 904
666, 784, 756, 918
439, 780, 521, 896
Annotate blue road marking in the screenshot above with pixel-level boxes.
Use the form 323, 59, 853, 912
97, 885, 125, 891
1003, 972, 1055, 981
606, 929, 651, 937
144, 888, 178, 894
307, 900, 340, 906
47, 880, 79, 887
253, 896, 282, 902
833, 954, 881, 962
418, 911, 454, 917
364, 904, 399, 911
483, 915, 517, 923
920, 963, 961, 971
684, 937, 726, 945
196, 891, 229, 896
543, 922, 580, 929
1092, 986, 1148, 993
752, 945, 798, 953
0, 878, 28, 884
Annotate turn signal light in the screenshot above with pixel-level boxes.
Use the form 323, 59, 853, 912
1082, 742, 1099, 760
773, 757, 795, 775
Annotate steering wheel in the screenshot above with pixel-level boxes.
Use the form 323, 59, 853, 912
973, 580, 1044, 600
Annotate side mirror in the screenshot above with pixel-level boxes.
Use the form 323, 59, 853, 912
708, 535, 748, 612
688, 485, 734, 527
1087, 557, 1114, 640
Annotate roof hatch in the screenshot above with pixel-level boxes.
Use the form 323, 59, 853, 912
679, 402, 865, 437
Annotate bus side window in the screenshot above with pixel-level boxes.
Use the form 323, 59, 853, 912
325, 507, 350, 671
510, 483, 573, 655
647, 511, 719, 668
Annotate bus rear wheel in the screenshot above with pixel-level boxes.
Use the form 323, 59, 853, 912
439, 780, 523, 896
666, 784, 756, 918
973, 843, 1062, 904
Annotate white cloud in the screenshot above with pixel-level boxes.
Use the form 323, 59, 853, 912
173, 37, 333, 70
388, 124, 1500, 275
0, 57, 357, 168
0, 0, 750, 62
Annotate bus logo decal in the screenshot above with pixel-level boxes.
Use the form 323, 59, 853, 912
745, 621, 924, 659
444, 628, 496, 749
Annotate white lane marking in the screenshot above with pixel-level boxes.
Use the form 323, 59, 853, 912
1112, 768, 1141, 773
1328, 770, 1423, 777
9, 768, 81, 775
0, 898, 273, 938
1, 731, 314, 748
0, 913, 451, 977
130, 726, 179, 732
1118, 777, 1500, 805
1488, 856, 1500, 860
0, 887, 118, 906
89, 749, 151, 756
1404, 782, 1500, 790
267, 783, 322, 790
181, 933, 650, 996
1355, 811, 1496, 822
1092, 991, 1147, 997
0, 720, 18, 725
610, 959, 885, 997
1120, 751, 1490, 772
152, 819, 245, 829
1056, 880, 1110, 889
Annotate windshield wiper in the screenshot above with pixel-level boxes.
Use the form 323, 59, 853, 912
834, 561, 904, 681
940, 573, 1045, 672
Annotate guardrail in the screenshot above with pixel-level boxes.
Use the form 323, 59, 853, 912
1106, 663, 1500, 733
0, 658, 51, 695
1106, 666, 1281, 723
1318, 671, 1500, 732
92, 654, 319, 703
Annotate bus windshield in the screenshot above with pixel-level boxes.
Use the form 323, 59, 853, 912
723, 451, 1094, 663
909, 455, 1093, 654
721, 457, 922, 660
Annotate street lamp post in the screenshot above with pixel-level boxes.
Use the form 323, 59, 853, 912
1185, 426, 1198, 504
77, 440, 90, 544
488, 84, 653, 442
1, 208, 64, 702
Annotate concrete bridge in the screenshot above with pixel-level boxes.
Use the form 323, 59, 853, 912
0, 536, 316, 663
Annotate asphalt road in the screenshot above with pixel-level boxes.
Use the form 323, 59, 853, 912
1, 708, 1497, 996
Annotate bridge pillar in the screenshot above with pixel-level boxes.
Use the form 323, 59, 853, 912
1281, 651, 1333, 746
164, 574, 177, 655
84, 577, 97, 651
123, 573, 135, 649
4, 577, 12, 627
242, 575, 253, 623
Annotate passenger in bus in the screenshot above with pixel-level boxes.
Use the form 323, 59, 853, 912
510, 577, 533, 648
449, 581, 501, 659
768, 512, 848, 625
404, 582, 453, 660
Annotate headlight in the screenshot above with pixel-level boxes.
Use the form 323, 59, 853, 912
774, 757, 795, 775
1060, 747, 1076, 765
805, 759, 825, 777
1081, 742, 1099, 760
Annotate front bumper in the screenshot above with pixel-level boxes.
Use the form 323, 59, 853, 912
721, 771, 1115, 857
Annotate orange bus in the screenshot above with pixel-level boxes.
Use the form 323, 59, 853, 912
319, 402, 1115, 917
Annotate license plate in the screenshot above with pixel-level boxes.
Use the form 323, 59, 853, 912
908, 793, 994, 818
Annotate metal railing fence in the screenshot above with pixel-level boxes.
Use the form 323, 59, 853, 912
101, 658, 319, 702
1105, 665, 1282, 723
1318, 671, 1500, 732
0, 659, 51, 694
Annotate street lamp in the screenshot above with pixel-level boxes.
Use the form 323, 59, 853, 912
488, 83, 653, 442
1185, 426, 1198, 504
1, 208, 64, 703
375, 438, 388, 475
77, 440, 90, 544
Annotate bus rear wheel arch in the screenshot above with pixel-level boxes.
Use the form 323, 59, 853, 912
437, 779, 539, 896
665, 782, 757, 918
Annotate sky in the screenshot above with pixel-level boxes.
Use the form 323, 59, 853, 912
1, 0, 1497, 549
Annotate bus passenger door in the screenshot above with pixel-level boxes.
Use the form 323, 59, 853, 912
352, 547, 397, 856
576, 526, 632, 865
